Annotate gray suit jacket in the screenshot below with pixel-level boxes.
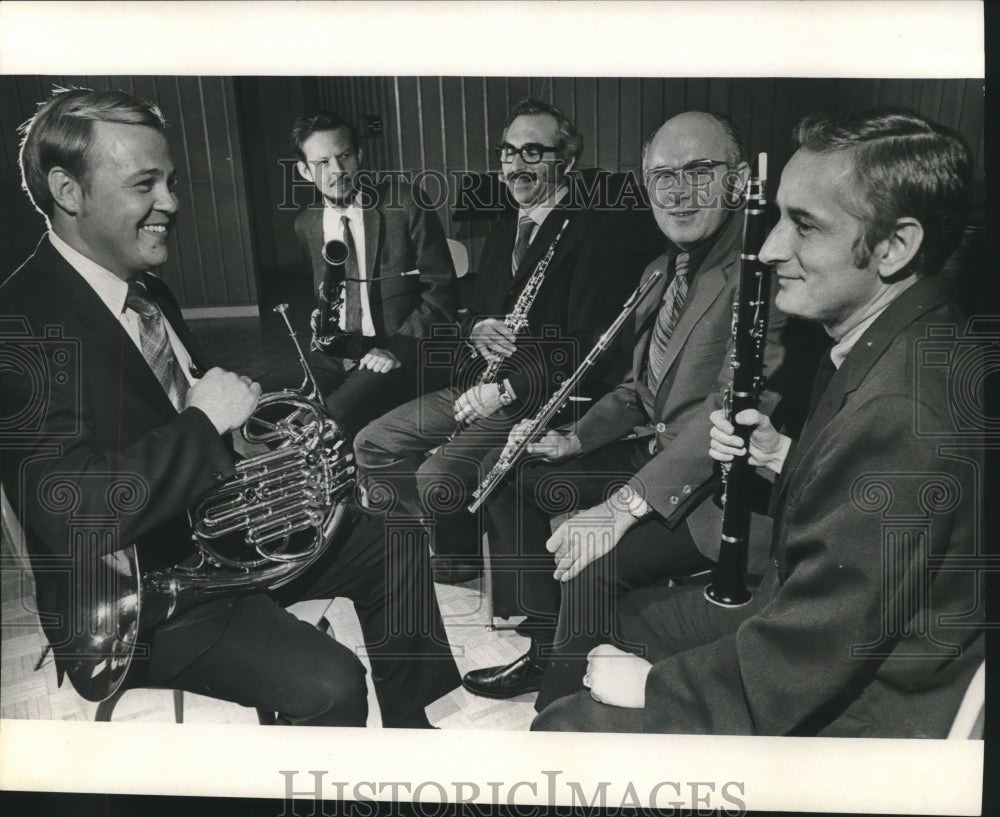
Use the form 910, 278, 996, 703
572, 213, 790, 571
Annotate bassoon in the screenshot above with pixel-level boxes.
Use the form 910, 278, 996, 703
468, 268, 663, 512
704, 153, 771, 608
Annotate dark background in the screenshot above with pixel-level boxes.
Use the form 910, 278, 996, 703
1, 75, 985, 318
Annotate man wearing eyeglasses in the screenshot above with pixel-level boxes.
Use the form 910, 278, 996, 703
354, 99, 642, 575
459, 112, 806, 705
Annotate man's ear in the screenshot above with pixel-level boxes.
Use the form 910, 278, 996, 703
875, 217, 924, 279
355, 146, 364, 165
48, 167, 82, 215
297, 159, 314, 182
562, 154, 577, 174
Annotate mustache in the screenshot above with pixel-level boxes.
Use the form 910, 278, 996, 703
503, 169, 538, 182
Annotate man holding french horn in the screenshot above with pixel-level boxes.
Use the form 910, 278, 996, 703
0, 88, 459, 729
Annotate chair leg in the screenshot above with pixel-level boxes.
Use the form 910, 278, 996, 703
257, 708, 278, 725
482, 530, 516, 631
172, 689, 184, 723
94, 687, 127, 722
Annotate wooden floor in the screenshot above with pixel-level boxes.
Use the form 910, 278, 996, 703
0, 529, 539, 731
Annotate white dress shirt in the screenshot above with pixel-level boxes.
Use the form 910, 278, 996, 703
48, 230, 197, 386
322, 200, 375, 336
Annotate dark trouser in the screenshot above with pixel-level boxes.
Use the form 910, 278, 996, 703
531, 583, 764, 732
142, 510, 460, 727
260, 347, 438, 440
353, 385, 526, 556
482, 438, 714, 710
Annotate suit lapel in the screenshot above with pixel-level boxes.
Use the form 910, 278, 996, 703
649, 213, 742, 407
35, 239, 180, 419
771, 276, 951, 506
362, 206, 381, 298
306, 209, 325, 282
509, 207, 571, 292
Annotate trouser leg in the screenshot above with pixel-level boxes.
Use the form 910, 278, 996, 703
283, 510, 461, 726
536, 517, 712, 710
148, 593, 370, 727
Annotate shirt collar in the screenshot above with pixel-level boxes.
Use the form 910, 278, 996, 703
520, 184, 569, 227
48, 230, 131, 316
668, 210, 736, 278
324, 191, 362, 218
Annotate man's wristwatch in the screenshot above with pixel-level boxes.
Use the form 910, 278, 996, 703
496, 379, 514, 406
617, 486, 651, 519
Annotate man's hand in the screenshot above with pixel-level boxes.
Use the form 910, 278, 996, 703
187, 367, 262, 434
470, 318, 517, 361
359, 347, 401, 374
454, 383, 507, 424
584, 644, 653, 708
547, 499, 637, 583
501, 422, 582, 462
709, 408, 791, 475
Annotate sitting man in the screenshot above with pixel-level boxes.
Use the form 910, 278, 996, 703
291, 110, 458, 436
462, 111, 803, 705
1, 88, 459, 728
533, 108, 984, 737
353, 99, 642, 560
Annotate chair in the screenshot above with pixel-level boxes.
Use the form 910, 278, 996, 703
2, 483, 332, 725
947, 660, 985, 739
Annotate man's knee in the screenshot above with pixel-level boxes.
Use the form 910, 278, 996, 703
284, 654, 370, 727
354, 420, 394, 469
531, 693, 590, 732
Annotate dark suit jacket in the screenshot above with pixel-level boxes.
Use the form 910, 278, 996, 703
642, 276, 984, 737
460, 203, 641, 408
294, 180, 458, 361
0, 236, 237, 685
570, 213, 792, 572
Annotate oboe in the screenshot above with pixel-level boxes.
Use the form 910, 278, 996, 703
468, 269, 664, 512
704, 153, 771, 608
475, 220, 569, 384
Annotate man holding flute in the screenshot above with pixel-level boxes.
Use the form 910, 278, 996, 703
533, 109, 984, 737
461, 111, 803, 706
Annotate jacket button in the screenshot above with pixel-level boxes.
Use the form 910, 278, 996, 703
682, 485, 692, 494
655, 422, 666, 433
670, 496, 679, 504
212, 471, 224, 481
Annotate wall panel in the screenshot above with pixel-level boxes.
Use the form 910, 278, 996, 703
1, 76, 257, 309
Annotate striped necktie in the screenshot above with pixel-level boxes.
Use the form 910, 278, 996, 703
125, 279, 189, 411
645, 252, 690, 389
511, 215, 534, 276
341, 215, 364, 333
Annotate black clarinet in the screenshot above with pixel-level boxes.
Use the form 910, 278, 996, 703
704, 153, 771, 608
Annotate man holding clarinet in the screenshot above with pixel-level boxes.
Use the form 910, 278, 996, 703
461, 112, 804, 706
533, 109, 984, 738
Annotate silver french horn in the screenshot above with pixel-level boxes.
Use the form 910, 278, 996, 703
65, 304, 355, 702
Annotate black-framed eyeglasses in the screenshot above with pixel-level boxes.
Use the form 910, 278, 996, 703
645, 160, 729, 188
495, 142, 560, 164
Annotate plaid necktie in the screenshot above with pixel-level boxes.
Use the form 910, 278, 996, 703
645, 252, 690, 389
125, 279, 189, 411
511, 215, 534, 276
341, 215, 364, 333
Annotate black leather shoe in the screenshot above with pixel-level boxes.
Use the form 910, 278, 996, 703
462, 652, 546, 699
